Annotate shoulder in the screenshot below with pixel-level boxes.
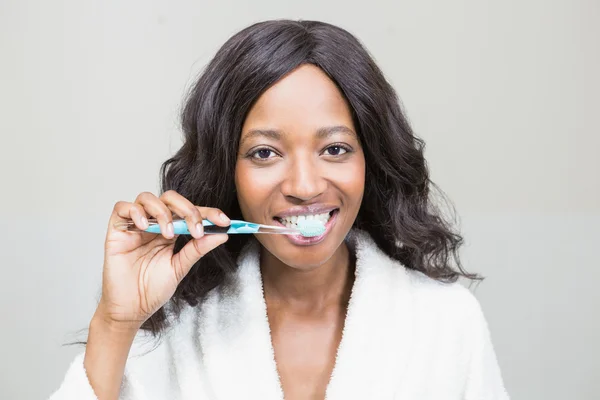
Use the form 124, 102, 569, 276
405, 268, 482, 316
353, 229, 482, 323
399, 268, 492, 355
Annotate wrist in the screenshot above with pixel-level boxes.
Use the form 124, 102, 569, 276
91, 304, 142, 337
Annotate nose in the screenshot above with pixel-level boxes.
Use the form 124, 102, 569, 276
280, 155, 327, 202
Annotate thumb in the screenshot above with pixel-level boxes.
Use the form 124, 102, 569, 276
172, 234, 229, 281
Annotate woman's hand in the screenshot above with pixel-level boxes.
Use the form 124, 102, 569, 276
96, 190, 230, 330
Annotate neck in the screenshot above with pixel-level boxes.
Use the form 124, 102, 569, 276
260, 242, 355, 313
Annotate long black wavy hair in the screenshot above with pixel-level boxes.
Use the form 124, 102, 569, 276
144, 19, 481, 334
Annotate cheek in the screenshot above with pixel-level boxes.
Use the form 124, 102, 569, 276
330, 156, 366, 203
235, 163, 281, 217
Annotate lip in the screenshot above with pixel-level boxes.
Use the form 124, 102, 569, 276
274, 204, 339, 218
272, 209, 339, 246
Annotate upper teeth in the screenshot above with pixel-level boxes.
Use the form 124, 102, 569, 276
280, 212, 331, 227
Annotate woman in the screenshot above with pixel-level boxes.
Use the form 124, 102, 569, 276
50, 20, 509, 400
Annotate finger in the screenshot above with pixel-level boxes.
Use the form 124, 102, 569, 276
135, 192, 175, 239
196, 206, 231, 227
111, 201, 135, 230
172, 234, 229, 281
111, 201, 146, 227
159, 190, 204, 239
129, 204, 149, 230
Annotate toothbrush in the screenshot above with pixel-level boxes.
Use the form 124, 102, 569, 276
114, 218, 326, 237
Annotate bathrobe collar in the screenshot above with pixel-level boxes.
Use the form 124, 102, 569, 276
197, 230, 415, 399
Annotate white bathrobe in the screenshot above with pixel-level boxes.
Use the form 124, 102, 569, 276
49, 230, 509, 399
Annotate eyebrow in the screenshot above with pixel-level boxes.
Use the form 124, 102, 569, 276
240, 125, 357, 147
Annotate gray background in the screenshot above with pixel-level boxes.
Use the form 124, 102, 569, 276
1, 0, 598, 399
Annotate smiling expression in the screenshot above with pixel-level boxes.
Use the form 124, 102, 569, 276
235, 64, 366, 269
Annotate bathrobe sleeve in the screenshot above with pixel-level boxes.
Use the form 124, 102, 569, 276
48, 352, 145, 400
463, 297, 510, 400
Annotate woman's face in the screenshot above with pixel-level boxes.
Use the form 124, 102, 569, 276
235, 64, 365, 269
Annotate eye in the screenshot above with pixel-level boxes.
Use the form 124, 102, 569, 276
250, 148, 278, 160
323, 144, 351, 156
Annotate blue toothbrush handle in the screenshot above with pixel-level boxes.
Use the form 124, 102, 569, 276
139, 219, 262, 235
143, 219, 231, 235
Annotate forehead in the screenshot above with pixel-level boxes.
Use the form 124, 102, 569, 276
242, 64, 354, 132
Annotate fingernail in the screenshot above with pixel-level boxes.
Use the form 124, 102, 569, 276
167, 222, 174, 237
196, 223, 204, 237
141, 216, 148, 229
220, 213, 230, 224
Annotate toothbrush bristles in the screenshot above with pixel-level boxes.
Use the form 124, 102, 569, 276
296, 220, 326, 237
